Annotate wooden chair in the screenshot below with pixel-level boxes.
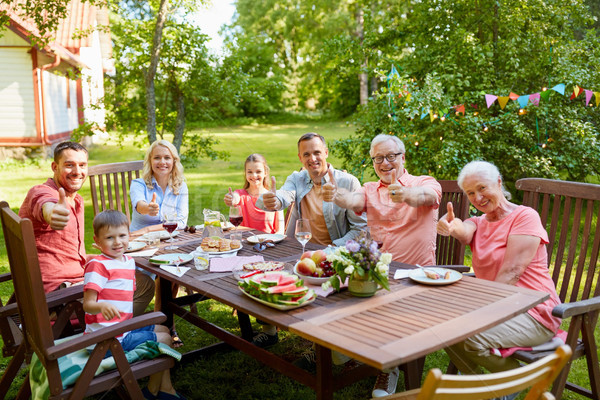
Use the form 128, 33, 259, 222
0, 201, 174, 399
436, 180, 469, 266
376, 345, 572, 400
514, 178, 600, 400
88, 160, 143, 223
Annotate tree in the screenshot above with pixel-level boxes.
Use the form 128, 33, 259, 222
330, 0, 600, 186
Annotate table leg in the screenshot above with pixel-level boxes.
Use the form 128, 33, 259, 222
315, 344, 334, 400
159, 277, 174, 328
236, 311, 253, 341
403, 357, 425, 390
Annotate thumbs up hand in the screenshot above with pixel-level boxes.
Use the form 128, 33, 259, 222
43, 188, 71, 230
437, 202, 463, 237
322, 168, 338, 203
147, 192, 160, 216
262, 176, 280, 210
388, 169, 405, 203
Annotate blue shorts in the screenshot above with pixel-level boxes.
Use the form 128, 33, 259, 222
104, 325, 157, 358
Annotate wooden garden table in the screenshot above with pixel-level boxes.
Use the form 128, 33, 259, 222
135, 229, 549, 400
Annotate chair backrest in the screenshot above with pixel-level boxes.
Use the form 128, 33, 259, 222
436, 180, 469, 266
416, 345, 572, 400
516, 178, 600, 303
0, 202, 56, 367
88, 160, 144, 222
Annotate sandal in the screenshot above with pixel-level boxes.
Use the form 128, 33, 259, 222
171, 330, 184, 348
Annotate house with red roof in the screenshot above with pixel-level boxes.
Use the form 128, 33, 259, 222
0, 0, 112, 150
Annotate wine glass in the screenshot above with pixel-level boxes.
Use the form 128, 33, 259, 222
162, 212, 179, 250
229, 206, 243, 231
295, 219, 312, 254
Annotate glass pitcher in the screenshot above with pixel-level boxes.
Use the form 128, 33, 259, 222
203, 208, 224, 238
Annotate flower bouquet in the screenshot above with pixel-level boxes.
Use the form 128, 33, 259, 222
322, 234, 391, 295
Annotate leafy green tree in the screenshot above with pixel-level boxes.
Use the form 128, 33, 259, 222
330, 0, 600, 186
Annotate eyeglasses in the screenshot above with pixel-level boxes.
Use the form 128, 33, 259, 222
371, 153, 403, 164
253, 240, 275, 252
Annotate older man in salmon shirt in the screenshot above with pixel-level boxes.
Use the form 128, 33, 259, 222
323, 134, 442, 397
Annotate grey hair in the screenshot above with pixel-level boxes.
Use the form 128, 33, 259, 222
457, 161, 511, 200
369, 134, 406, 157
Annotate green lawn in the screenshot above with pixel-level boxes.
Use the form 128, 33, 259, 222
0, 120, 595, 399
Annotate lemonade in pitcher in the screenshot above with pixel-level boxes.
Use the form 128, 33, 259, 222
203, 209, 224, 238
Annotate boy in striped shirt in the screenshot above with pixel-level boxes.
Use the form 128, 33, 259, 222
83, 210, 185, 400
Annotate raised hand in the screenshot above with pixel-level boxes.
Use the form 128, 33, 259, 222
262, 176, 280, 210
437, 202, 461, 236
224, 187, 235, 207
45, 188, 71, 230
147, 192, 160, 216
388, 170, 404, 203
322, 168, 337, 202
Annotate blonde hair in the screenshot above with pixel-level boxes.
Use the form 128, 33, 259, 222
142, 140, 185, 195
243, 154, 272, 191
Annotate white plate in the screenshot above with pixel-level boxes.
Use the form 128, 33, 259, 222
246, 233, 287, 244
141, 230, 180, 241
206, 245, 242, 255
409, 267, 462, 285
196, 221, 235, 231
149, 253, 193, 266
238, 286, 316, 310
125, 241, 146, 253
293, 264, 332, 285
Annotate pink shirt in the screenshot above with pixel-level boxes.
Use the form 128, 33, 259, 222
468, 205, 561, 333
359, 171, 441, 265
84, 254, 135, 340
235, 189, 282, 234
19, 178, 86, 293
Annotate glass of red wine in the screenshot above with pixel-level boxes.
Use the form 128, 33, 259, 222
229, 206, 243, 231
162, 212, 179, 250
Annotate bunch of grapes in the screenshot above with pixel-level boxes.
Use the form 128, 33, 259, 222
313, 260, 335, 277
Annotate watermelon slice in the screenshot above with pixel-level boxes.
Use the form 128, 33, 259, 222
262, 283, 301, 294
277, 290, 315, 306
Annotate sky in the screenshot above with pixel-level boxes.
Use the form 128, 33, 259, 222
190, 1, 237, 55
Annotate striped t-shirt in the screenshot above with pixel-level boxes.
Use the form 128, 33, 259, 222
83, 254, 136, 340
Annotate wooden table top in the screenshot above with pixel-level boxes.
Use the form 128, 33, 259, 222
135, 229, 549, 370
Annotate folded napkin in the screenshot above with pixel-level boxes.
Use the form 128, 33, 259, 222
128, 248, 159, 258
394, 269, 413, 280
159, 265, 190, 277
209, 255, 264, 273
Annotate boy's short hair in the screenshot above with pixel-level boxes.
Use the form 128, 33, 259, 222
93, 210, 129, 236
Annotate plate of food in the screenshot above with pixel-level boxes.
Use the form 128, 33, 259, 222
293, 264, 332, 285
149, 253, 193, 266
125, 241, 146, 253
238, 287, 316, 311
292, 250, 335, 285
246, 233, 287, 244
232, 261, 288, 280
140, 230, 180, 241
199, 236, 243, 254
408, 267, 462, 285
237, 271, 316, 310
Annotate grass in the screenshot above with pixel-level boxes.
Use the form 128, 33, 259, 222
0, 119, 597, 399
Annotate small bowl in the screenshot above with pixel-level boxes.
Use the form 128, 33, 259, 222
293, 263, 332, 286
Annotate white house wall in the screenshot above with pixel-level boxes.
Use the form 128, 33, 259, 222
0, 47, 37, 139
80, 25, 106, 129
43, 70, 78, 135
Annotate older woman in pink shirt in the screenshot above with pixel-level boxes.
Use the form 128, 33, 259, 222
437, 161, 561, 382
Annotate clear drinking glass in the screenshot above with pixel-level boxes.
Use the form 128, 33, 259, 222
162, 212, 179, 250
295, 218, 312, 254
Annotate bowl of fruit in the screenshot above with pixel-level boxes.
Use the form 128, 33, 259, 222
293, 250, 335, 285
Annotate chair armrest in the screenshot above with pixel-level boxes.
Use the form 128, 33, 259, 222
46, 285, 84, 308
47, 311, 167, 360
552, 297, 600, 319
0, 272, 12, 283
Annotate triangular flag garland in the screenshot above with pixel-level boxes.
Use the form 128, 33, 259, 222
383, 64, 599, 153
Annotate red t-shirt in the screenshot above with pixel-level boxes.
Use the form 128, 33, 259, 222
235, 189, 282, 234
468, 205, 561, 333
18, 178, 87, 293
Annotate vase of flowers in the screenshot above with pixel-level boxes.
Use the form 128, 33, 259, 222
322, 234, 391, 297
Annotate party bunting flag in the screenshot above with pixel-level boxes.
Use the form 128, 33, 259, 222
595, 92, 600, 107
455, 104, 465, 115
509, 92, 519, 100
540, 90, 551, 101
420, 112, 428, 120
485, 94, 498, 108
551, 84, 565, 95
530, 93, 541, 106
585, 89, 593, 105
517, 95, 530, 109
387, 64, 400, 80
498, 96, 510, 110
429, 110, 435, 122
